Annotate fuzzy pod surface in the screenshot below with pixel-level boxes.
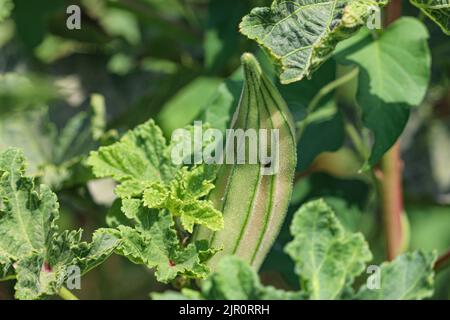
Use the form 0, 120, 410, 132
195, 53, 297, 270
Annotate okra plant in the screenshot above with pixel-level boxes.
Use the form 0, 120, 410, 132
0, 0, 449, 300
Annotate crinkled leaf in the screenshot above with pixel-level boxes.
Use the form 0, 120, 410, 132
357, 251, 437, 300
143, 166, 223, 233
87, 120, 177, 198
106, 200, 215, 283
335, 18, 431, 166
152, 256, 304, 300
14, 229, 118, 300
410, 0, 450, 35
240, 0, 385, 84
0, 148, 119, 299
285, 199, 372, 299
168, 121, 216, 166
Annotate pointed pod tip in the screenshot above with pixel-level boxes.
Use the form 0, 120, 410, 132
241, 53, 262, 82
241, 52, 257, 64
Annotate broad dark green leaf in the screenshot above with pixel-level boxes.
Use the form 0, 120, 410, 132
335, 18, 431, 165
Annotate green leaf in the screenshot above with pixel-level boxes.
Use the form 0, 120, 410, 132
240, 0, 385, 84
335, 17, 431, 165
0, 93, 106, 189
87, 119, 177, 196
143, 166, 223, 233
153, 256, 304, 300
199, 79, 242, 133
107, 200, 215, 283
0, 148, 118, 299
410, 0, 450, 35
0, 73, 58, 116
202, 257, 304, 300
297, 100, 345, 171
157, 77, 222, 134
357, 251, 437, 300
12, 0, 64, 49
100, 7, 141, 45
285, 199, 372, 299
0, 108, 56, 174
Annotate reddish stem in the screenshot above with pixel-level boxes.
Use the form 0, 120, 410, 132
380, 0, 404, 261
385, 0, 402, 25
379, 143, 404, 260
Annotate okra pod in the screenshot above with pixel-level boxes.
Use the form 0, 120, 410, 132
195, 53, 297, 270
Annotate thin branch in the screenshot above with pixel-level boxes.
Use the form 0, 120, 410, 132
379, 143, 405, 260
379, 0, 404, 262
296, 67, 359, 140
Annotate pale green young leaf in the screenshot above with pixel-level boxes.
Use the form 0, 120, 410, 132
87, 120, 177, 198
335, 17, 431, 166
410, 0, 450, 35
357, 251, 437, 300
285, 199, 372, 299
240, 0, 385, 84
0, 148, 119, 299
143, 166, 223, 233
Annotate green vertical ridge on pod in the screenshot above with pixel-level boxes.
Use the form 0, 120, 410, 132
195, 53, 297, 270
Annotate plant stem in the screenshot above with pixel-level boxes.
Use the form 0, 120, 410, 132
0, 275, 16, 282
435, 250, 450, 272
296, 67, 359, 140
345, 122, 369, 161
379, 143, 405, 260
307, 68, 359, 115
58, 287, 79, 300
379, 0, 404, 261
385, 0, 402, 25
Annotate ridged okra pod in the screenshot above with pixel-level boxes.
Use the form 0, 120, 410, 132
195, 53, 297, 270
